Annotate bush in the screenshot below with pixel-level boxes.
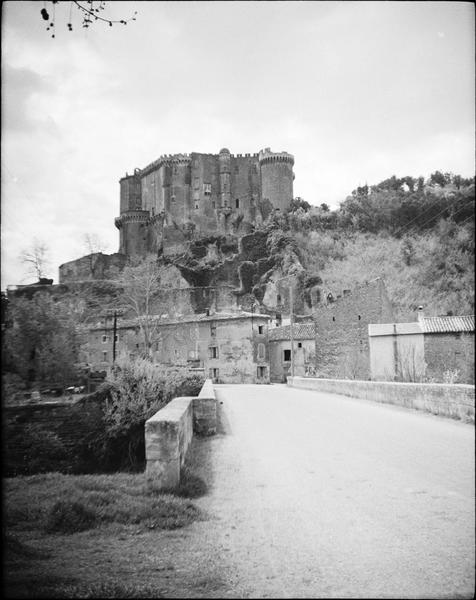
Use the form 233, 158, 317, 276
99, 358, 205, 471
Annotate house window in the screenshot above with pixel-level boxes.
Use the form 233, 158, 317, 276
102, 335, 108, 343
298, 342, 302, 348
257, 342, 266, 359
257, 366, 267, 378
258, 325, 264, 334
235, 198, 240, 208
103, 351, 108, 362
209, 346, 218, 359
210, 322, 216, 337
204, 183, 211, 195
283, 349, 291, 362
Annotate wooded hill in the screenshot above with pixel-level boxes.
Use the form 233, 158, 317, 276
283, 171, 474, 321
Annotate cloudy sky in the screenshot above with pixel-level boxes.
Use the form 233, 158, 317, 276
2, 1, 474, 288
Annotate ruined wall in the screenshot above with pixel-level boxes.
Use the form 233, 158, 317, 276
314, 278, 394, 380
59, 253, 128, 284
424, 332, 475, 384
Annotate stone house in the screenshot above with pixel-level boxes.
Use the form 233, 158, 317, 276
83, 310, 271, 384
268, 323, 316, 383
368, 311, 475, 383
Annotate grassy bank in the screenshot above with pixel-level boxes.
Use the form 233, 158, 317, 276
3, 435, 226, 599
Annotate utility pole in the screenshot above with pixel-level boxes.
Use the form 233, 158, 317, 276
290, 284, 294, 378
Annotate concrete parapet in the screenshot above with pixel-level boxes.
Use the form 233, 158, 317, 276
287, 377, 475, 423
145, 379, 217, 488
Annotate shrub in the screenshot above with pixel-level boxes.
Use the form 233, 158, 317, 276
100, 357, 205, 470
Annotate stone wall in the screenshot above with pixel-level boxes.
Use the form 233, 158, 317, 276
314, 278, 394, 380
287, 376, 475, 423
4, 395, 105, 475
59, 253, 127, 284
424, 332, 475, 384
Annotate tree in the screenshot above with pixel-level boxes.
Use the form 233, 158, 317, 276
19, 239, 51, 282
114, 255, 164, 357
40, 1, 138, 38
3, 292, 79, 387
82, 233, 110, 277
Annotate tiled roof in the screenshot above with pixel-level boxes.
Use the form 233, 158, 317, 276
89, 311, 270, 331
268, 323, 316, 341
421, 315, 474, 333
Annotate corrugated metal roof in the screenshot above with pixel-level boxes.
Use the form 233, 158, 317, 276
421, 315, 474, 333
268, 323, 316, 341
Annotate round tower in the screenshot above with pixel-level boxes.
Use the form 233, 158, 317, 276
115, 170, 150, 256
258, 148, 294, 212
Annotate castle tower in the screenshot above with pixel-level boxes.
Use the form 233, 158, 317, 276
258, 148, 295, 212
115, 169, 150, 256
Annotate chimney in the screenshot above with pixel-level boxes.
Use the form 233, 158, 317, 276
417, 306, 424, 322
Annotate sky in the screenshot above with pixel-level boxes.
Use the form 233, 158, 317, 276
1, 1, 474, 288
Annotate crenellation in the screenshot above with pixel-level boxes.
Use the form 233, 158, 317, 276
115, 147, 295, 257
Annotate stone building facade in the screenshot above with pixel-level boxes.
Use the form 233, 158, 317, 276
84, 311, 271, 384
115, 147, 294, 257
268, 323, 316, 383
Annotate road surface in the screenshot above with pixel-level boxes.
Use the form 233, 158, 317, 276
196, 384, 475, 598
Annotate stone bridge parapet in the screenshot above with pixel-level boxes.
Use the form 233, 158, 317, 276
145, 378, 216, 488
287, 376, 475, 423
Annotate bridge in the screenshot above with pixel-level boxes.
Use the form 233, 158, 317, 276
201, 383, 474, 598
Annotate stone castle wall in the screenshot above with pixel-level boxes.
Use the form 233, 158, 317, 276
116, 147, 294, 258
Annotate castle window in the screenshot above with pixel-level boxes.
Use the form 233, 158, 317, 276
103, 351, 108, 362
235, 165, 239, 174
257, 366, 267, 378
257, 343, 266, 359
102, 335, 108, 343
298, 342, 302, 348
235, 199, 240, 208
209, 368, 219, 381
204, 183, 211, 195
209, 346, 218, 359
194, 178, 200, 189
171, 195, 176, 203
332, 317, 335, 321
358, 315, 361, 320
258, 325, 264, 334
283, 349, 291, 362
212, 201, 216, 208
173, 165, 178, 174
195, 203, 199, 210
210, 322, 216, 337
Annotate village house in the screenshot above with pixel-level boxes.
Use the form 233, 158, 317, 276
268, 323, 316, 383
83, 310, 271, 384
368, 309, 475, 383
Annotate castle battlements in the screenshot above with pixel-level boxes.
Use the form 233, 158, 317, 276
116, 147, 296, 257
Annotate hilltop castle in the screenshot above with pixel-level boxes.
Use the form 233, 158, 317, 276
115, 147, 294, 256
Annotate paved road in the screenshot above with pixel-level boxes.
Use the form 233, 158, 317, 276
201, 384, 474, 598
